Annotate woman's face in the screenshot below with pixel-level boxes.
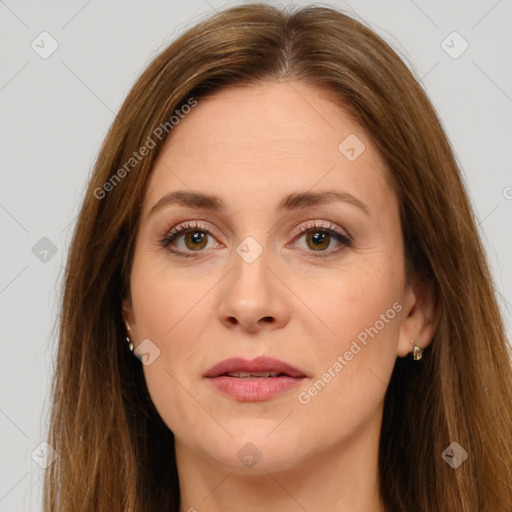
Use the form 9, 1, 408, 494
123, 81, 425, 474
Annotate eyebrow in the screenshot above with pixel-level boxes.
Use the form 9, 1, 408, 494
148, 189, 371, 217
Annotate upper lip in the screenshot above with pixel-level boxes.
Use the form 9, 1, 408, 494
204, 356, 307, 378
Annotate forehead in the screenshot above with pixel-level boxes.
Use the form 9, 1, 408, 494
143, 81, 394, 218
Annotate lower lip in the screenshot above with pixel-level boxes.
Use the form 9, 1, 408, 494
207, 376, 305, 401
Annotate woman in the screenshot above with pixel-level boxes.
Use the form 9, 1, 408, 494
43, 3, 512, 511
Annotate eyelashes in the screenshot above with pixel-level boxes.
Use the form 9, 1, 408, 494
158, 220, 353, 259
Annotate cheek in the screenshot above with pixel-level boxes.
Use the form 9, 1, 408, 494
129, 258, 217, 389
298, 271, 401, 418
129, 265, 212, 434
130, 251, 204, 341
303, 260, 401, 345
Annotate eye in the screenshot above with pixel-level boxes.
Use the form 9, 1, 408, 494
288, 221, 353, 258
159, 220, 353, 258
159, 221, 219, 258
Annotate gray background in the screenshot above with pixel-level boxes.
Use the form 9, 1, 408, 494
1, 0, 511, 510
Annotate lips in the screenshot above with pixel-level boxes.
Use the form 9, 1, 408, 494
204, 356, 307, 379
204, 356, 308, 402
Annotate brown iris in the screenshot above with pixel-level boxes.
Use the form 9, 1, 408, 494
184, 231, 208, 250
306, 231, 330, 251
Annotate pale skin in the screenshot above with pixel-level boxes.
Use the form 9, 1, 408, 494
122, 80, 440, 512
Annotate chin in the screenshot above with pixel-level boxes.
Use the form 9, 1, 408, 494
201, 426, 306, 475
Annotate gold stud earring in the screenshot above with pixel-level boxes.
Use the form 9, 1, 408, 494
411, 339, 423, 360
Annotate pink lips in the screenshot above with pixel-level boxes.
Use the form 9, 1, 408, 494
204, 356, 307, 402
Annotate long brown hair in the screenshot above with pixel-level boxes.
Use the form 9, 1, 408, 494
43, 3, 512, 511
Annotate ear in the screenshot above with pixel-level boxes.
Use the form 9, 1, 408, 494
396, 274, 441, 357
122, 297, 137, 341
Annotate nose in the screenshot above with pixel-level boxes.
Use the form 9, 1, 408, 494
217, 245, 291, 333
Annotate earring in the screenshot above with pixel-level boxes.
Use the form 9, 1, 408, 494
411, 339, 423, 360
123, 319, 134, 352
